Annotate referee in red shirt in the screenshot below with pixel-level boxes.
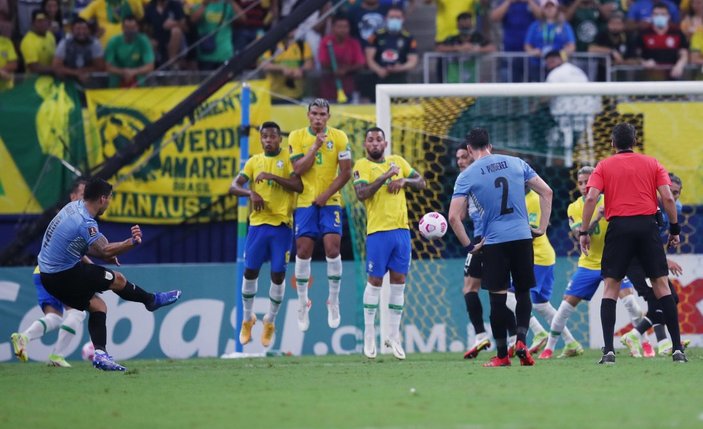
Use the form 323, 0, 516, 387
579, 123, 686, 364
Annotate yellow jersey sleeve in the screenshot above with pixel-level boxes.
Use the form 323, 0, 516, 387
395, 155, 414, 178
333, 129, 351, 162
240, 157, 255, 181
526, 190, 555, 266
352, 159, 370, 184
289, 129, 305, 161
567, 200, 582, 230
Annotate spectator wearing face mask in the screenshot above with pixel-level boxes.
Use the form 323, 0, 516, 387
637, 3, 688, 79
365, 6, 418, 99
626, 0, 680, 31
435, 11, 495, 82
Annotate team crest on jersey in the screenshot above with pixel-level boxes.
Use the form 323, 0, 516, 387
276, 160, 284, 169
326, 141, 334, 150
368, 261, 374, 272
88, 226, 97, 237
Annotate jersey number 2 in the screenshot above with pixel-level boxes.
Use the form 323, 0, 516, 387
495, 177, 514, 215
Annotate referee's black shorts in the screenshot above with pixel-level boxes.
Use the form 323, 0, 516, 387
41, 262, 115, 311
481, 239, 535, 292
602, 215, 668, 281
464, 236, 483, 279
627, 259, 679, 303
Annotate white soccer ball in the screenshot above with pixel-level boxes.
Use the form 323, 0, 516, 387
419, 212, 447, 239
81, 341, 95, 361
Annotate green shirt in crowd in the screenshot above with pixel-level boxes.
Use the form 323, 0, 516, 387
105, 32, 155, 87
193, 0, 234, 64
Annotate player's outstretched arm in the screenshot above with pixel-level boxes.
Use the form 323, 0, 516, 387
527, 175, 553, 237
256, 172, 304, 193
87, 227, 140, 261
315, 158, 352, 206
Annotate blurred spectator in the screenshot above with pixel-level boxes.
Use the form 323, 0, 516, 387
52, 17, 105, 83
261, 31, 313, 102
681, 0, 703, 40
525, 0, 576, 57
424, 0, 477, 43
626, 0, 679, 30
42, 0, 65, 41
318, 15, 365, 101
563, 0, 616, 52
105, 15, 155, 87
365, 7, 417, 99
436, 11, 495, 82
190, 0, 235, 70
144, 0, 186, 68
544, 49, 600, 166
233, 0, 277, 54
637, 3, 688, 79
21, 10, 56, 75
347, 0, 390, 45
281, 0, 332, 68
690, 30, 703, 63
0, 0, 13, 40
491, 0, 540, 81
589, 11, 639, 64
0, 31, 17, 90
80, 0, 145, 47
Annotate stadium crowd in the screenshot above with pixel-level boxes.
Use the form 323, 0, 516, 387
0, 0, 702, 97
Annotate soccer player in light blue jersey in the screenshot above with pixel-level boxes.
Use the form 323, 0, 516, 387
34, 177, 182, 371
449, 128, 553, 367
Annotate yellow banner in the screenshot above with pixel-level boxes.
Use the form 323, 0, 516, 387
85, 81, 271, 224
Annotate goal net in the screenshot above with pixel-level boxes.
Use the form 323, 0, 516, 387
338, 82, 703, 354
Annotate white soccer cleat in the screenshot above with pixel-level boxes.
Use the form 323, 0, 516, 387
297, 299, 311, 332
385, 336, 406, 360
327, 300, 340, 329
363, 327, 376, 359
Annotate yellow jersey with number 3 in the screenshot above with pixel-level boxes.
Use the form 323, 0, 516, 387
239, 150, 296, 227
289, 126, 350, 208
567, 195, 606, 270
353, 155, 415, 234
525, 190, 556, 266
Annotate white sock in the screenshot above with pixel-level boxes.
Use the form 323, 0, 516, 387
388, 283, 405, 339
363, 283, 380, 329
295, 256, 311, 307
23, 313, 62, 340
52, 309, 85, 357
546, 301, 576, 350
534, 302, 576, 343
476, 331, 489, 344
530, 316, 546, 335
242, 277, 258, 321
266, 280, 285, 322
326, 255, 342, 304
621, 294, 642, 323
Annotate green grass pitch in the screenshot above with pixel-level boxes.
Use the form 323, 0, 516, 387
1, 349, 701, 429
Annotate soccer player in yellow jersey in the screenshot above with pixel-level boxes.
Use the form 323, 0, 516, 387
353, 127, 426, 360
289, 99, 352, 332
229, 122, 303, 347
539, 166, 637, 359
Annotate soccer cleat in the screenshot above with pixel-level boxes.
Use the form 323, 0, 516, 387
239, 314, 257, 345
538, 348, 553, 360
363, 327, 376, 359
657, 339, 673, 356
620, 331, 642, 358
528, 331, 548, 354
515, 340, 535, 366
558, 341, 584, 358
482, 355, 511, 367
598, 349, 615, 365
10, 332, 29, 362
92, 350, 126, 371
48, 353, 71, 368
463, 337, 491, 359
683, 339, 691, 350
327, 300, 340, 329
641, 341, 655, 358
146, 290, 182, 312
261, 319, 275, 348
297, 299, 311, 332
672, 350, 688, 363
384, 336, 406, 360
